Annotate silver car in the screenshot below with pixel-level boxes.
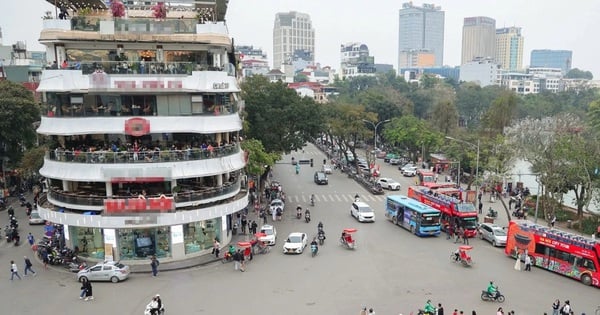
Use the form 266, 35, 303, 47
478, 223, 507, 247
77, 261, 130, 283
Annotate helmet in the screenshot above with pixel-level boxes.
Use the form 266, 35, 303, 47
155, 294, 160, 297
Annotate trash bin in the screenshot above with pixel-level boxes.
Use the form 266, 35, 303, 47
567, 220, 572, 228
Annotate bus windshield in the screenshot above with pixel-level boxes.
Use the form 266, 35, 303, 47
456, 203, 476, 213
420, 213, 440, 226
460, 217, 478, 229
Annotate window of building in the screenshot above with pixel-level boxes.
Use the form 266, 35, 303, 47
70, 226, 105, 259
183, 219, 221, 254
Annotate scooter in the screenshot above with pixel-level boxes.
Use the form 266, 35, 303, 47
305, 211, 311, 223
310, 195, 315, 206
317, 230, 326, 245
143, 301, 165, 315
310, 243, 318, 257
481, 287, 505, 303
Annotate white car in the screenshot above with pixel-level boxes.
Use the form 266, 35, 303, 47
322, 164, 332, 174
350, 201, 375, 222
283, 232, 307, 254
389, 158, 402, 165
28, 211, 46, 225
478, 223, 508, 247
399, 163, 415, 172
269, 199, 285, 214
259, 224, 277, 245
77, 261, 130, 283
402, 167, 418, 177
377, 178, 401, 190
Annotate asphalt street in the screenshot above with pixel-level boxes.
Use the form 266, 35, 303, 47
0, 143, 597, 315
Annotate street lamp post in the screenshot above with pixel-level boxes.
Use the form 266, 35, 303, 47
362, 119, 390, 150
445, 137, 480, 204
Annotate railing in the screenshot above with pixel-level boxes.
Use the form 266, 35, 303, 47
76, 61, 222, 75
46, 178, 241, 208
47, 144, 240, 164
44, 101, 238, 117
114, 18, 198, 34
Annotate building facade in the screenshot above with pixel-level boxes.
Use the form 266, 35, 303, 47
35, 1, 246, 264
530, 49, 573, 74
339, 43, 376, 79
398, 49, 436, 68
273, 11, 315, 70
459, 57, 501, 87
398, 2, 444, 68
496, 27, 524, 71
461, 16, 496, 65
236, 45, 270, 78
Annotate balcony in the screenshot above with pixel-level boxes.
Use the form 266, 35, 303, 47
46, 177, 241, 210
47, 144, 240, 164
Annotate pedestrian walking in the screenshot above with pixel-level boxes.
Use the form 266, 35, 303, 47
447, 224, 454, 241
478, 202, 483, 214
150, 255, 159, 277
41, 247, 49, 269
552, 299, 560, 315
27, 233, 35, 247
79, 277, 88, 299
455, 227, 463, 244
251, 220, 258, 234
10, 260, 22, 280
241, 215, 247, 234
551, 215, 556, 228
233, 249, 242, 271
524, 255, 532, 271
260, 209, 267, 224
23, 256, 36, 276
437, 303, 444, 315
560, 300, 571, 315
83, 278, 93, 301
212, 238, 220, 258
463, 230, 469, 245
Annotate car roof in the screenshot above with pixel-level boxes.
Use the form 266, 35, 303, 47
481, 223, 503, 229
353, 201, 370, 207
288, 232, 305, 237
260, 224, 274, 230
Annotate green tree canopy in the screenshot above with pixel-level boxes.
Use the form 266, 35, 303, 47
241, 75, 324, 153
0, 81, 40, 166
566, 68, 593, 80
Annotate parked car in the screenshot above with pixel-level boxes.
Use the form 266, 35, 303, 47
375, 151, 387, 159
259, 224, 277, 245
314, 171, 329, 185
377, 178, 401, 190
384, 153, 398, 163
269, 199, 285, 214
402, 167, 418, 177
399, 163, 415, 173
283, 232, 307, 254
77, 261, 130, 283
28, 211, 46, 225
389, 158, 402, 165
350, 201, 375, 222
478, 223, 507, 247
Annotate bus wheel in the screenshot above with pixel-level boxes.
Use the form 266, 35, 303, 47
581, 274, 592, 286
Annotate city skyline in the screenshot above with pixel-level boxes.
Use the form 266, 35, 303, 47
2, 0, 600, 77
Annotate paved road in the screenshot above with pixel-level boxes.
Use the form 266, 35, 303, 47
0, 144, 598, 315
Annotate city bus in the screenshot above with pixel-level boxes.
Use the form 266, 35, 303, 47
505, 220, 600, 287
408, 186, 478, 237
385, 195, 441, 237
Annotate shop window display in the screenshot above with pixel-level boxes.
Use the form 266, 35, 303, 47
117, 227, 171, 260
184, 219, 220, 254
70, 226, 105, 259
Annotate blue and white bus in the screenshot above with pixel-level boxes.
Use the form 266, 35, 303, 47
385, 195, 441, 237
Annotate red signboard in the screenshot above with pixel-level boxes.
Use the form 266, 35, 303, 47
124, 117, 150, 136
104, 195, 174, 214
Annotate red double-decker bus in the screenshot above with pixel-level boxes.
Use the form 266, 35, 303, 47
505, 220, 600, 287
407, 186, 478, 237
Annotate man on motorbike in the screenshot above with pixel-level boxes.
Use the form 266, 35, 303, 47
487, 281, 498, 298
296, 206, 302, 219
310, 238, 318, 255
310, 194, 315, 206
305, 209, 311, 221
147, 295, 160, 315
423, 299, 435, 315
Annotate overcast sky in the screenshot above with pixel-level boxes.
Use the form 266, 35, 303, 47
3, 0, 600, 77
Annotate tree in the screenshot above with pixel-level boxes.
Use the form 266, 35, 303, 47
481, 91, 518, 137
430, 100, 458, 135
240, 139, 279, 199
0, 81, 41, 166
241, 75, 324, 153
566, 68, 593, 80
383, 115, 443, 162
19, 147, 46, 177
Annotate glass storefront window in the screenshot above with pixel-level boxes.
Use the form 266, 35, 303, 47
70, 226, 105, 259
183, 218, 220, 254
117, 227, 172, 260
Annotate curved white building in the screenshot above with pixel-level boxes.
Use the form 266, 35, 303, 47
35, 0, 246, 263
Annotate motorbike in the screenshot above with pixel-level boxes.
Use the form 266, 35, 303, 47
481, 287, 505, 303
305, 211, 311, 223
143, 301, 165, 315
310, 195, 315, 206
19, 194, 27, 207
340, 228, 357, 250
450, 245, 473, 267
310, 243, 318, 257
487, 207, 498, 218
317, 230, 326, 245
296, 207, 302, 219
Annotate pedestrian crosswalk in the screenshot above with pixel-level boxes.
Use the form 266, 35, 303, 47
283, 193, 388, 204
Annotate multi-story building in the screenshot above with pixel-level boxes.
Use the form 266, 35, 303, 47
399, 66, 460, 82
459, 57, 501, 87
461, 16, 496, 65
398, 2, 444, 68
35, 0, 246, 264
340, 42, 376, 79
500, 72, 538, 95
273, 11, 315, 70
530, 49, 573, 74
236, 45, 270, 78
398, 49, 436, 68
496, 27, 524, 71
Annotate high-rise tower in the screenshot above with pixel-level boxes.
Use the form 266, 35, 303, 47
398, 2, 445, 68
273, 11, 315, 70
496, 27, 524, 71
461, 16, 496, 64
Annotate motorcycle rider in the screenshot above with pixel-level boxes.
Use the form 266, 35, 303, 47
147, 296, 159, 315
310, 237, 318, 254
317, 221, 324, 231
310, 194, 315, 206
305, 208, 311, 222
423, 299, 435, 315
487, 281, 498, 298
296, 206, 302, 219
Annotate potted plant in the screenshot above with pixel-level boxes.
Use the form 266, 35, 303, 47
152, 2, 168, 20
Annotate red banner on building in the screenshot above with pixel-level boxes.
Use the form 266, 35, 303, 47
104, 195, 174, 215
